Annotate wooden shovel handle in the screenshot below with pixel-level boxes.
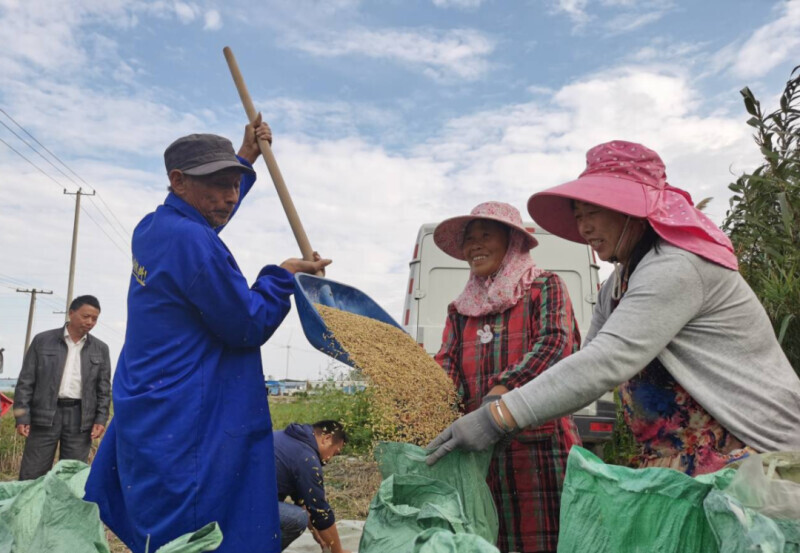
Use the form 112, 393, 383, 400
223, 46, 316, 263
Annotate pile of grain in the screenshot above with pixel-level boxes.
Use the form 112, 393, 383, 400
315, 304, 459, 446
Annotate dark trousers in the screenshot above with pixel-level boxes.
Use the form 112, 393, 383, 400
279, 501, 309, 551
19, 400, 91, 480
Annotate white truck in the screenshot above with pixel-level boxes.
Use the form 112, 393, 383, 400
402, 222, 616, 447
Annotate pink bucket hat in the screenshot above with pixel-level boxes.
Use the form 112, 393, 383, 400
434, 201, 538, 260
527, 140, 738, 270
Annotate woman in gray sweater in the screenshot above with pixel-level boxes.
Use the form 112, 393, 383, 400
426, 140, 800, 475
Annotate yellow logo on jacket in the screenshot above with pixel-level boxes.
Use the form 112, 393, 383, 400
132, 257, 148, 286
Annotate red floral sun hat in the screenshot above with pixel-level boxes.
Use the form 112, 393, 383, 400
434, 201, 538, 260
527, 140, 738, 270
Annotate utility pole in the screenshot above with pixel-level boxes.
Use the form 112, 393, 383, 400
16, 288, 53, 353
63, 188, 95, 318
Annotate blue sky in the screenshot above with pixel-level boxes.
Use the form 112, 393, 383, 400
1, 0, 799, 380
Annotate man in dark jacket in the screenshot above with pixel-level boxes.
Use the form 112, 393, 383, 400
274, 421, 350, 553
14, 295, 111, 480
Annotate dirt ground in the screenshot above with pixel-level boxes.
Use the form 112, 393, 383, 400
106, 454, 381, 552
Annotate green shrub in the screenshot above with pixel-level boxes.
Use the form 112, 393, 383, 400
723, 65, 800, 374
269, 388, 374, 454
602, 389, 640, 466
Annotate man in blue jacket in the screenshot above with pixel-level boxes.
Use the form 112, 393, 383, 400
274, 421, 349, 553
85, 116, 330, 553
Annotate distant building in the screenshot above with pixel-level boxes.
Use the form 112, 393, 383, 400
265, 379, 366, 396
264, 379, 308, 396
307, 380, 367, 394
265, 380, 283, 396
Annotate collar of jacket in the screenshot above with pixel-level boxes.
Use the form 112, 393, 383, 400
164, 192, 220, 230
61, 323, 94, 347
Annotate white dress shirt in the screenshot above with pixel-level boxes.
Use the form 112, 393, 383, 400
59, 326, 86, 399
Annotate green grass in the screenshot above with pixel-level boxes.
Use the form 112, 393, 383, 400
269, 389, 374, 454
0, 391, 24, 480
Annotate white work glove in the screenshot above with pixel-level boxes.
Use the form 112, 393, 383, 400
424, 403, 507, 465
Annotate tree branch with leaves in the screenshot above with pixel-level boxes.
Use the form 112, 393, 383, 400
723, 65, 800, 372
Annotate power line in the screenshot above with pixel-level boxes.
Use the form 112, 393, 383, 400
0, 115, 131, 245
79, 205, 131, 259
0, 138, 129, 259
86, 196, 131, 244
0, 109, 131, 237
0, 118, 81, 190
0, 273, 29, 287
0, 136, 65, 192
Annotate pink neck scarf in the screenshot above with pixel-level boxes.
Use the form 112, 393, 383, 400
453, 231, 544, 317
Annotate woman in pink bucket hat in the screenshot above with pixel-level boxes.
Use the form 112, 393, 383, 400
427, 141, 800, 477
429, 201, 583, 553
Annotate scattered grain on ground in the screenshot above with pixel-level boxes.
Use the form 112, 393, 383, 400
324, 455, 382, 519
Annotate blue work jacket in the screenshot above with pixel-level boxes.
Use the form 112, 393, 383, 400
85, 160, 292, 553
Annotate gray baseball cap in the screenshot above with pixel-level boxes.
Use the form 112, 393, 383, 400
164, 133, 255, 176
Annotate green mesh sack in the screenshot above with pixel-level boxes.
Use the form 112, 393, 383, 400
373, 442, 498, 545
359, 473, 471, 553
0, 460, 109, 553
412, 528, 500, 553
557, 446, 735, 553
0, 461, 223, 553
153, 522, 223, 553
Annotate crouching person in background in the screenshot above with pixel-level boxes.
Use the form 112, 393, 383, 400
274, 421, 351, 553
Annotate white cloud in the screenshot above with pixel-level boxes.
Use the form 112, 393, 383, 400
2, 78, 204, 156
419, 66, 755, 224
527, 85, 556, 95
288, 27, 495, 81
728, 0, 800, 79
604, 9, 666, 34
173, 1, 196, 24
630, 39, 706, 63
203, 9, 222, 30
548, 0, 591, 27
0, 0, 221, 82
547, 0, 677, 34
253, 97, 401, 138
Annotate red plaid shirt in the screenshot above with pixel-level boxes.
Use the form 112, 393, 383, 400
436, 272, 582, 552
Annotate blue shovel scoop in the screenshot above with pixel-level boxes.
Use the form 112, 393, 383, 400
293, 274, 404, 369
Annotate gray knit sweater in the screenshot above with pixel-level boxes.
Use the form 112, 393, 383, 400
503, 243, 800, 452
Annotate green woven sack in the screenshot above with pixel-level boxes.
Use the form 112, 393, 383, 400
557, 447, 735, 553
359, 473, 471, 553
373, 442, 498, 545
412, 528, 500, 553
0, 461, 223, 553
